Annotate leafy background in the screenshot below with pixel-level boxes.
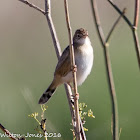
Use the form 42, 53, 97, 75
0, 0, 140, 140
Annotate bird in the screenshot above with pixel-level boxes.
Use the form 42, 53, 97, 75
38, 28, 93, 104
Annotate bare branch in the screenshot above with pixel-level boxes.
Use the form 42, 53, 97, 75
90, 0, 119, 140
132, 0, 140, 68
108, 0, 132, 28
132, 30, 140, 66
106, 8, 126, 43
44, 0, 61, 59
43, 0, 76, 132
64, 86, 86, 140
0, 123, 18, 140
107, 0, 140, 69
64, 0, 80, 140
19, 0, 86, 139
44, 0, 85, 139
18, 0, 45, 15
44, 0, 77, 134
134, 0, 139, 28
90, 0, 106, 46
40, 119, 47, 140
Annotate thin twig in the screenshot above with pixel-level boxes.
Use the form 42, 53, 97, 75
133, 0, 139, 28
41, 107, 47, 140
64, 0, 80, 140
40, 119, 47, 140
64, 85, 86, 140
132, 0, 140, 68
44, 0, 61, 59
44, 0, 85, 139
108, 0, 140, 69
108, 0, 132, 28
18, 0, 45, 15
44, 0, 77, 137
106, 8, 126, 43
90, 0, 119, 140
0, 123, 18, 140
132, 30, 140, 66
91, 0, 105, 46
19, 0, 86, 139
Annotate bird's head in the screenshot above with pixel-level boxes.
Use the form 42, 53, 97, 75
73, 28, 89, 45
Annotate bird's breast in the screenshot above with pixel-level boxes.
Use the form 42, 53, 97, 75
75, 44, 93, 85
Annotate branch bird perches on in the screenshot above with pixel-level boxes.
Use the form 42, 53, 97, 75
18, 0, 86, 139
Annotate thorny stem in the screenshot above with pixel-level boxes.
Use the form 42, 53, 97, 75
90, 0, 119, 140
64, 0, 81, 140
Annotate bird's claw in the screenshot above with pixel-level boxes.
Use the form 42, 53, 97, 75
71, 93, 79, 100
71, 65, 77, 73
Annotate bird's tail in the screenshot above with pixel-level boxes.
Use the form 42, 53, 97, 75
38, 82, 57, 104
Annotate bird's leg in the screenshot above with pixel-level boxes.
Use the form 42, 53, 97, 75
71, 93, 79, 100
74, 93, 79, 100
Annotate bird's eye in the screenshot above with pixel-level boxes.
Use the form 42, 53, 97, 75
77, 34, 80, 38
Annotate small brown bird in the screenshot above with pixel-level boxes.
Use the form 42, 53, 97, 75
38, 28, 93, 104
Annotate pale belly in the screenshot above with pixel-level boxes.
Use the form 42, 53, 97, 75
75, 48, 93, 85
62, 45, 93, 86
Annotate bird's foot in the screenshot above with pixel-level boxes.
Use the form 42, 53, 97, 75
71, 65, 77, 73
71, 93, 79, 100
75, 93, 79, 100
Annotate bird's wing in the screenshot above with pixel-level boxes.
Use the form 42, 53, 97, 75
54, 46, 71, 77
